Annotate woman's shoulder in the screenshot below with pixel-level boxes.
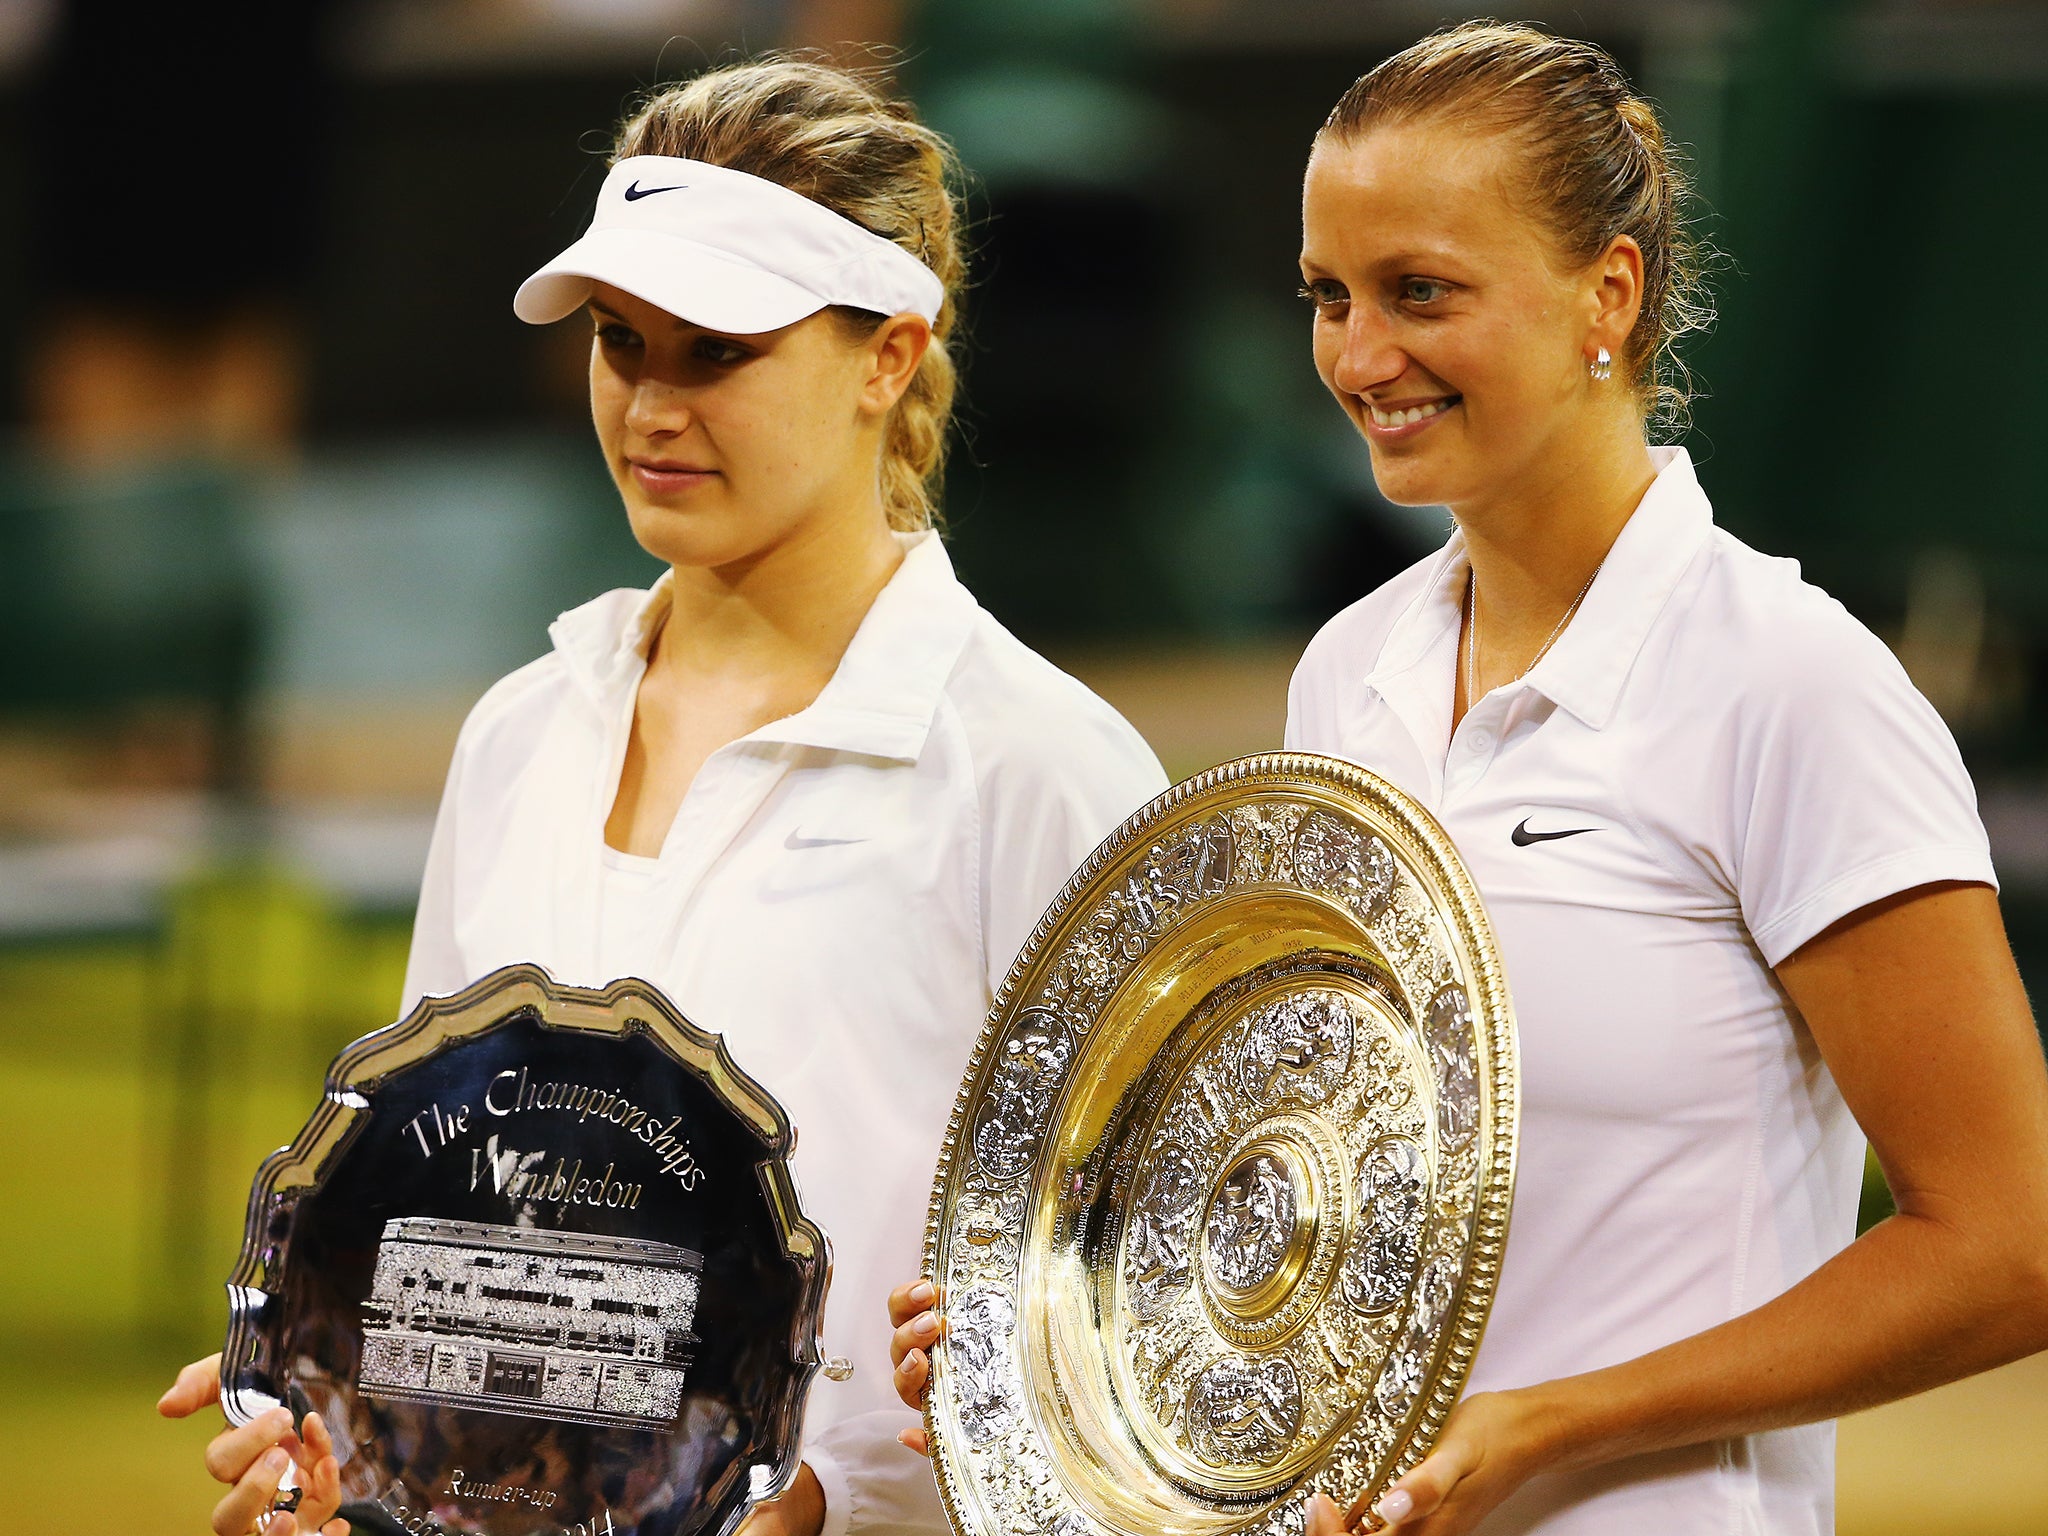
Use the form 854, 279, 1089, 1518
1679, 529, 1913, 709
942, 608, 1168, 797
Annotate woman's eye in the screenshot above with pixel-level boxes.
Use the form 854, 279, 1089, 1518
594, 323, 641, 349
1400, 278, 1451, 305
693, 337, 749, 365
1298, 280, 1348, 312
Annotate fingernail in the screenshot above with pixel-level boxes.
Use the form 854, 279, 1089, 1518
913, 1310, 939, 1337
264, 1446, 290, 1472
1375, 1490, 1414, 1524
909, 1280, 934, 1305
901, 1348, 924, 1373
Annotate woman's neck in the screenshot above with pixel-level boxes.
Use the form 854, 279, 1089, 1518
1457, 421, 1659, 668
654, 502, 905, 694
600, 498, 905, 857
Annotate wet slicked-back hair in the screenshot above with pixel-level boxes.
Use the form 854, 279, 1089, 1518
1324, 20, 1714, 432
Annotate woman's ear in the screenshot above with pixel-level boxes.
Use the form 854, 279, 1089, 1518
860, 314, 933, 415
1587, 234, 1644, 363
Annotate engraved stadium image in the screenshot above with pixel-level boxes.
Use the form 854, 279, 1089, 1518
356, 1217, 703, 1428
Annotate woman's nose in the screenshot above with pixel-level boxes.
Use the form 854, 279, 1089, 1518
623, 376, 693, 437
1331, 310, 1406, 397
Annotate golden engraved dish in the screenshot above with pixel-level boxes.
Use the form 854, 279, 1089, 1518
923, 753, 1517, 1536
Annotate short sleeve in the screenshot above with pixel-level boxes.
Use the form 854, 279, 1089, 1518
1734, 612, 1996, 966
973, 696, 1168, 995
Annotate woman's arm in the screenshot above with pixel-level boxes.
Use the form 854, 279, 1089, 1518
1337, 882, 2048, 1534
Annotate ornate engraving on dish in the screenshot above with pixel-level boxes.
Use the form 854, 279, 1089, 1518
972, 1009, 1073, 1182
1290, 813, 1397, 921
1425, 986, 1480, 1153
1204, 1151, 1302, 1294
1123, 1149, 1202, 1320
1235, 991, 1354, 1110
925, 755, 1518, 1536
1112, 990, 1417, 1477
948, 1288, 1021, 1447
1341, 1140, 1429, 1316
1187, 1354, 1304, 1468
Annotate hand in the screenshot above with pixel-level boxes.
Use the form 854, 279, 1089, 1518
737, 1461, 825, 1536
159, 1354, 349, 1536
886, 1277, 941, 1455
1305, 1392, 1548, 1536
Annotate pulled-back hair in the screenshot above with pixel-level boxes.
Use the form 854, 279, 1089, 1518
1323, 20, 1714, 432
615, 57, 966, 530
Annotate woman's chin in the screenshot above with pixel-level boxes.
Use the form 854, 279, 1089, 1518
626, 512, 771, 573
1366, 459, 1454, 512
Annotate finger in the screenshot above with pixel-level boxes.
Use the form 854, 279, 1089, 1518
1305, 1492, 1353, 1535
294, 1413, 345, 1531
887, 1279, 936, 1329
896, 1425, 930, 1457
211, 1442, 290, 1536
889, 1308, 942, 1370
892, 1345, 930, 1411
204, 1405, 295, 1486
159, 1353, 225, 1418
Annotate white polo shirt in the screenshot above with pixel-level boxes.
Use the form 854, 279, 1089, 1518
403, 531, 1168, 1536
1285, 448, 1996, 1536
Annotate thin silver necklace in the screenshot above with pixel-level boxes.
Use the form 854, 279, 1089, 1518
1463, 563, 1601, 711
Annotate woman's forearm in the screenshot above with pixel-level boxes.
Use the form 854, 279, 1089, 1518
1522, 1201, 2048, 1475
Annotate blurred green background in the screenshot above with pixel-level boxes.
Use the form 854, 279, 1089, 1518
2, 0, 2046, 1532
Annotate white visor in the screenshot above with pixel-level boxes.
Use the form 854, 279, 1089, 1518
514, 155, 944, 333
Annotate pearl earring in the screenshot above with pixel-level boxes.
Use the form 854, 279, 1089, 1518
1588, 346, 1613, 382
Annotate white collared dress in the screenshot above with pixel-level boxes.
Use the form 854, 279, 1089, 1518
403, 532, 1168, 1536
1286, 448, 1996, 1536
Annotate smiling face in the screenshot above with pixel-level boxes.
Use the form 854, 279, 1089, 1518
1300, 118, 1641, 516
586, 282, 926, 571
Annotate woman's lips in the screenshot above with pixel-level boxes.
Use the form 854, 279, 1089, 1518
1364, 396, 1459, 441
630, 461, 718, 493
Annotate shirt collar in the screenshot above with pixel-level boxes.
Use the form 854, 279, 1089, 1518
550, 530, 979, 762
1362, 445, 1714, 733
1522, 446, 1713, 729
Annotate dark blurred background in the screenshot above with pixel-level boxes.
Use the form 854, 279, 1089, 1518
0, 1, 2043, 1529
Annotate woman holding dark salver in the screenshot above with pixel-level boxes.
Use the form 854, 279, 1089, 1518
891, 23, 2048, 1536
157, 58, 1167, 1536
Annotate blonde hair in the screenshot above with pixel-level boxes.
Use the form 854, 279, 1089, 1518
1322, 20, 1715, 433
614, 57, 966, 530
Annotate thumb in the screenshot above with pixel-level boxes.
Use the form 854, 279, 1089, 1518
157, 1354, 223, 1419
1373, 1440, 1476, 1527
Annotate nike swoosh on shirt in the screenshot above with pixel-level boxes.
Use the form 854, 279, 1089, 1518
1511, 817, 1599, 846
783, 828, 866, 850
623, 180, 689, 201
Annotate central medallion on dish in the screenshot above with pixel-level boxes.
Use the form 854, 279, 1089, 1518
1202, 1139, 1316, 1318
